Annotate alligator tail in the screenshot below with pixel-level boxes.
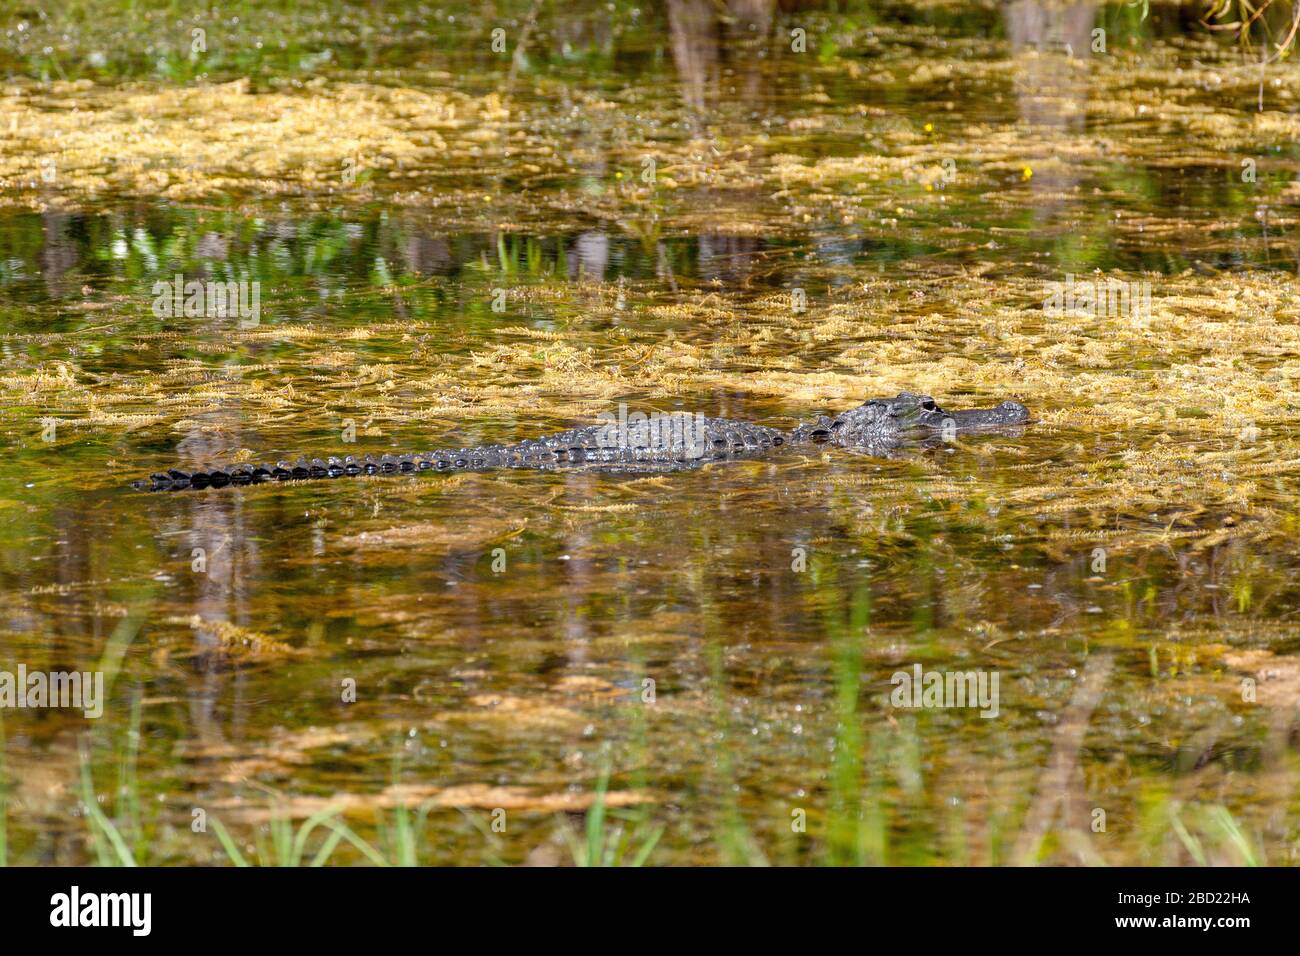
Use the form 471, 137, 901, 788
131, 441, 630, 492
133, 452, 471, 492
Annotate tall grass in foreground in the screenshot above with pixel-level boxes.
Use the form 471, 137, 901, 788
79, 694, 148, 866
87, 751, 662, 867
826, 587, 882, 866
28, 724, 1276, 867
556, 767, 664, 867
30, 601, 1288, 868
207, 809, 388, 867
17, 602, 1280, 868
203, 770, 663, 867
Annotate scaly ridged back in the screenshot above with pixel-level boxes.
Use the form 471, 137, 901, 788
135, 417, 788, 491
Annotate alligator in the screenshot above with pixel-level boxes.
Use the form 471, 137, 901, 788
133, 392, 1029, 492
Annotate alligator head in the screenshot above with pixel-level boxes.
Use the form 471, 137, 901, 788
792, 392, 1029, 446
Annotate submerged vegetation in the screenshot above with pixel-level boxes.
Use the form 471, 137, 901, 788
0, 0, 1298, 866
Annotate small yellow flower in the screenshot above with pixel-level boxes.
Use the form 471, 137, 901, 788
924, 122, 933, 133
1022, 166, 1033, 180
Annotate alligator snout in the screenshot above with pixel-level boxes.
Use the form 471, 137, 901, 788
938, 399, 1030, 431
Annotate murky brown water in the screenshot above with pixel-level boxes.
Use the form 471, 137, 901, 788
1, 1, 1299, 865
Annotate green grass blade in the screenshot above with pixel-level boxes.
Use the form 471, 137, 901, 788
584, 768, 610, 867
309, 828, 346, 867
208, 816, 251, 867
628, 824, 665, 867
1168, 806, 1207, 866
322, 818, 391, 866
79, 755, 136, 866
290, 808, 343, 867
1209, 805, 1258, 866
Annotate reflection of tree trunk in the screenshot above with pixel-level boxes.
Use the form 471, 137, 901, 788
666, 1, 776, 247
727, 0, 774, 31
723, 0, 775, 103
401, 232, 451, 275
184, 465, 258, 750
174, 369, 259, 749
667, 0, 720, 113
49, 504, 94, 666
41, 210, 77, 299
570, 230, 610, 281
697, 233, 761, 284
1004, 0, 1097, 205
1004, 0, 1096, 132
667, 0, 776, 113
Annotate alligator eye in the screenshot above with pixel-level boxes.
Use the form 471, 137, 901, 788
921, 399, 937, 410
